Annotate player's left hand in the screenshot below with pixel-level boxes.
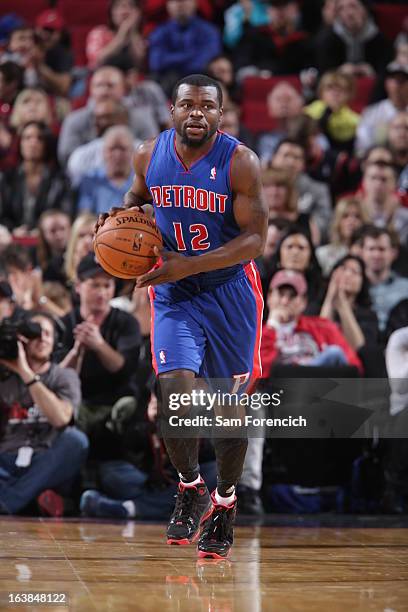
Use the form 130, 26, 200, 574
135, 246, 191, 287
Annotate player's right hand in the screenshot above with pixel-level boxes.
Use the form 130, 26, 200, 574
94, 203, 154, 234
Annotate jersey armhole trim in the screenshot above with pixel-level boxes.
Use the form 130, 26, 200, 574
145, 136, 161, 186
228, 142, 240, 195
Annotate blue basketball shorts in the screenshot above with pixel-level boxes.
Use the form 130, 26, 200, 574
148, 262, 264, 388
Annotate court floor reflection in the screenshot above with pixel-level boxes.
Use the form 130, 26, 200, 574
0, 518, 407, 611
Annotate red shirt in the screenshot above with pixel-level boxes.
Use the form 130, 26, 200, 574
261, 315, 363, 378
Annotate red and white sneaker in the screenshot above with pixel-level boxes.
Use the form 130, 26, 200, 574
167, 481, 213, 545
197, 492, 237, 559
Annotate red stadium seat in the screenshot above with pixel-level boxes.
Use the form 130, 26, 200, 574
241, 76, 301, 134
0, 0, 49, 25
70, 25, 91, 66
373, 4, 408, 41
58, 0, 109, 27
350, 77, 375, 114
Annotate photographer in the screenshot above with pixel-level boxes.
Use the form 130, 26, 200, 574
0, 312, 88, 516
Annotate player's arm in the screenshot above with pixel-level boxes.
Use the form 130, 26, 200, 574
96, 139, 156, 230
136, 146, 267, 287
123, 139, 155, 209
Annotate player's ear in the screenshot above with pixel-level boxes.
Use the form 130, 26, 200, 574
170, 105, 175, 119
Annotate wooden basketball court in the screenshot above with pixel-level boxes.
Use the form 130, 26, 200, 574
1, 517, 408, 611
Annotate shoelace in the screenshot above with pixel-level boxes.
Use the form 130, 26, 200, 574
172, 486, 197, 522
205, 506, 230, 541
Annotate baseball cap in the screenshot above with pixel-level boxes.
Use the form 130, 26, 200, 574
385, 62, 408, 78
270, 270, 307, 296
0, 280, 13, 299
35, 9, 65, 31
77, 253, 111, 281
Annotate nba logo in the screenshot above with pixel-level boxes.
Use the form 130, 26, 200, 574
159, 350, 166, 364
132, 233, 142, 252
210, 166, 216, 180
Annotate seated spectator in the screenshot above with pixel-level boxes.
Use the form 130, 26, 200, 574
0, 61, 24, 122
271, 138, 332, 239
2, 27, 37, 86
148, 0, 222, 95
0, 244, 63, 318
77, 126, 134, 215
356, 63, 408, 156
304, 70, 359, 153
223, 0, 270, 50
314, 0, 392, 77
58, 66, 158, 165
260, 269, 362, 379
286, 113, 358, 198
206, 55, 241, 105
262, 168, 320, 244
3, 87, 54, 172
67, 99, 138, 187
219, 105, 254, 148
360, 226, 408, 333
86, 0, 145, 72
316, 196, 369, 276
9, 88, 54, 134
0, 312, 88, 516
125, 68, 171, 132
387, 112, 408, 180
64, 213, 97, 285
232, 0, 311, 75
3, 25, 72, 97
268, 225, 323, 310
257, 82, 304, 163
34, 9, 73, 97
320, 254, 379, 350
36, 210, 71, 286
58, 254, 141, 456
360, 162, 408, 247
0, 121, 73, 234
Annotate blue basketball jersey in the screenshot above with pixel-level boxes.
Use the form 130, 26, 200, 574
145, 128, 243, 291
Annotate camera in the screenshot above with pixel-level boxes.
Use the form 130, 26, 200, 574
0, 317, 42, 360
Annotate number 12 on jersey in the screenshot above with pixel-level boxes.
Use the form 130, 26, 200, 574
173, 222, 210, 251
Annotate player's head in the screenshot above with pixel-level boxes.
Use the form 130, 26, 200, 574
171, 74, 223, 148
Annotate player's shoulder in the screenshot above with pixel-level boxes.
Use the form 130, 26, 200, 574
133, 136, 159, 174
230, 143, 261, 187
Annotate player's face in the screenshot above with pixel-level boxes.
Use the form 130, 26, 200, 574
172, 84, 222, 148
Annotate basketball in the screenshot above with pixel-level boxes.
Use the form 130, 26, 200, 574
93, 209, 162, 279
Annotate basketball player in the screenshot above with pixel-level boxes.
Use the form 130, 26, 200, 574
97, 74, 267, 559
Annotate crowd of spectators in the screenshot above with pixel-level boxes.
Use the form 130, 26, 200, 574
0, 0, 408, 519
